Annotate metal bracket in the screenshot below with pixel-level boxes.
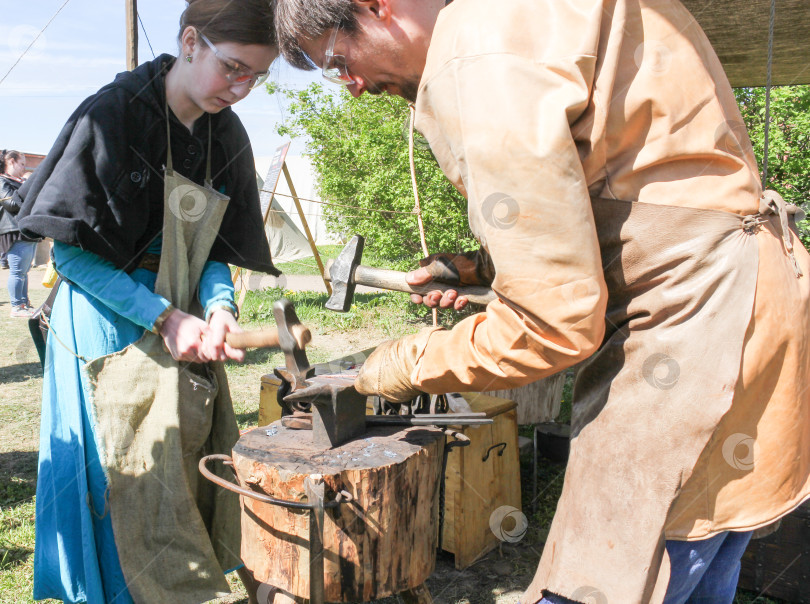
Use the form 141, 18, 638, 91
482, 442, 507, 462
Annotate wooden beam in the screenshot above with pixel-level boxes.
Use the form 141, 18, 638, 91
125, 0, 138, 71
283, 164, 332, 295
681, 0, 810, 87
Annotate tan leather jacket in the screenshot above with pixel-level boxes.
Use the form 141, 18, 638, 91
412, 0, 810, 602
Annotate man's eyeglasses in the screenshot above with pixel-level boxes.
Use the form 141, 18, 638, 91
197, 29, 270, 89
323, 26, 355, 86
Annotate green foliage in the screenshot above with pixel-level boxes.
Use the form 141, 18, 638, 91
271, 81, 810, 257
273, 84, 476, 268
735, 85, 810, 248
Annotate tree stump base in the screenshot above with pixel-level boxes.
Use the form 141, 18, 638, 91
232, 422, 445, 603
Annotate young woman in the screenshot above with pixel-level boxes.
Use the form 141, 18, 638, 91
0, 149, 37, 317
16, 1, 278, 602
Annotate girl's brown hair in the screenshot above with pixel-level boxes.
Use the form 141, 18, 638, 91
179, 0, 276, 46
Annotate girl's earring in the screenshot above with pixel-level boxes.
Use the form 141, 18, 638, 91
186, 55, 193, 63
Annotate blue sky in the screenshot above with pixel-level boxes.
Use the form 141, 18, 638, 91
0, 0, 321, 159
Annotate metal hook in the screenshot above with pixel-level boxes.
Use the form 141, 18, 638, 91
482, 442, 507, 462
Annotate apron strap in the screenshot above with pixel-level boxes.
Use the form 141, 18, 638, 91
206, 115, 213, 187
165, 94, 173, 173
759, 190, 804, 278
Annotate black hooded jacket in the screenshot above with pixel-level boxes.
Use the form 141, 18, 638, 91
0, 175, 23, 235
16, 54, 279, 275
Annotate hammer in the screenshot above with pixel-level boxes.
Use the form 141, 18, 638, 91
224, 299, 312, 351
324, 235, 496, 312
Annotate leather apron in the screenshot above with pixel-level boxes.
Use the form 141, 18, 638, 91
525, 194, 805, 604
84, 112, 241, 603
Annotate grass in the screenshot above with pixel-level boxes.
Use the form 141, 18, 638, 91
266, 244, 406, 277
0, 272, 796, 603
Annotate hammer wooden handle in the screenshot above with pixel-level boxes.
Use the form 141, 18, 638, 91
326, 260, 496, 306
225, 325, 311, 350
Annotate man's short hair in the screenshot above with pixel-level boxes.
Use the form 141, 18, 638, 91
274, 0, 358, 70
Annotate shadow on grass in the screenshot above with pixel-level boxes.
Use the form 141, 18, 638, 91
241, 347, 276, 367
0, 546, 33, 572
235, 411, 260, 427
0, 362, 42, 385
0, 450, 38, 504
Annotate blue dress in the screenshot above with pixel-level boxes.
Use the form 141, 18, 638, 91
33, 241, 235, 603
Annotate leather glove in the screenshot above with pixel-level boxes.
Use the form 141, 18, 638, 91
355, 327, 444, 402
419, 249, 495, 287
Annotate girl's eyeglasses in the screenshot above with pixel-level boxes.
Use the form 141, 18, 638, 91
196, 29, 270, 89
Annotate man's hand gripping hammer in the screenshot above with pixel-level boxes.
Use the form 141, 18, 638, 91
324, 235, 496, 312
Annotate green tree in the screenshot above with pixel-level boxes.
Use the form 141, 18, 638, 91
273, 83, 476, 268
735, 85, 810, 248
272, 83, 810, 259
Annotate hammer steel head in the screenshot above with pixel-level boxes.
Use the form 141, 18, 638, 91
273, 298, 313, 385
326, 235, 365, 312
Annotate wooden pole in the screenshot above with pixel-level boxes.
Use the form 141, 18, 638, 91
283, 163, 332, 295
126, 0, 138, 71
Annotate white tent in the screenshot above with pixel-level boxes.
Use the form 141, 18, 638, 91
254, 155, 340, 264
255, 168, 312, 264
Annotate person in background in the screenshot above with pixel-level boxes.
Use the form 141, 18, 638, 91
15, 0, 278, 601
0, 149, 37, 316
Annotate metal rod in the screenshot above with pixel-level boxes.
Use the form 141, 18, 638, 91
306, 476, 326, 604
366, 415, 492, 427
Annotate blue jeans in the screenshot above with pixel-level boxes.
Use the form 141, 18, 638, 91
7, 239, 36, 307
538, 531, 753, 604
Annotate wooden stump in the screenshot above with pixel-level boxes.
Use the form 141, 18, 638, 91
232, 422, 445, 603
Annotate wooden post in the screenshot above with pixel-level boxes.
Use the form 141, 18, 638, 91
125, 0, 138, 71
283, 163, 332, 295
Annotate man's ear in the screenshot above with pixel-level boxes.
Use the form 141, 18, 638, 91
353, 0, 392, 24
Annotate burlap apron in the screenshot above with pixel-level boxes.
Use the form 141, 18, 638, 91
526, 195, 803, 604
84, 115, 242, 603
